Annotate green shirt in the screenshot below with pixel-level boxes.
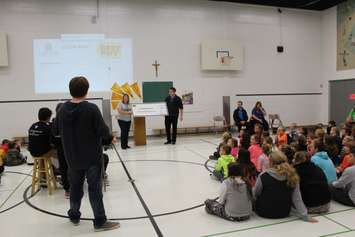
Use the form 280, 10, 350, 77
215, 155, 235, 178
349, 109, 355, 121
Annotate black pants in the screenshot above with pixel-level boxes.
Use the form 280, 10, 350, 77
57, 144, 70, 192
118, 120, 131, 149
330, 185, 355, 207
68, 164, 107, 227
235, 121, 248, 132
165, 116, 178, 143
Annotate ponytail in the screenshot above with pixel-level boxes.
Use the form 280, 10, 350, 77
269, 151, 299, 188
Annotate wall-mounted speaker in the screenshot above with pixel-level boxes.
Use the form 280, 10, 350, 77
0, 33, 9, 67
277, 45, 284, 53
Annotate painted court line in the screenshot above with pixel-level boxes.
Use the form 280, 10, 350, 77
113, 146, 164, 237
320, 230, 355, 237
0, 170, 31, 210
322, 215, 352, 231
201, 208, 355, 237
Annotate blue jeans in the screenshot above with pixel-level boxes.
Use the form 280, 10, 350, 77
68, 164, 107, 227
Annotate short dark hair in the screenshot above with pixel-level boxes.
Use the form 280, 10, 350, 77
38, 107, 52, 121
221, 144, 231, 155
238, 149, 251, 164
313, 138, 326, 152
228, 163, 243, 177
169, 87, 176, 92
69, 76, 89, 98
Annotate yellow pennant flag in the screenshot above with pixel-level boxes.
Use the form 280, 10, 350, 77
130, 82, 142, 98
111, 83, 124, 95
121, 83, 133, 97
111, 90, 124, 110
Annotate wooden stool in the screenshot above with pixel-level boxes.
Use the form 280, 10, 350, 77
31, 157, 57, 195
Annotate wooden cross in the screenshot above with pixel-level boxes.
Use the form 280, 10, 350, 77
152, 60, 160, 77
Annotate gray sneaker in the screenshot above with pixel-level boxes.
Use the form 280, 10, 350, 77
94, 221, 120, 232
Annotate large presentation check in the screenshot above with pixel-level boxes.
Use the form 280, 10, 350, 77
132, 103, 168, 117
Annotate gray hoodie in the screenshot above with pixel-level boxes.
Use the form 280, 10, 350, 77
253, 169, 310, 221
219, 177, 253, 218
332, 166, 355, 203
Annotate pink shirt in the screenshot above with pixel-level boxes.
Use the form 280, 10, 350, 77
231, 147, 238, 158
248, 144, 263, 171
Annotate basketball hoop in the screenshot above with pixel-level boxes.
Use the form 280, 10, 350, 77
220, 56, 234, 65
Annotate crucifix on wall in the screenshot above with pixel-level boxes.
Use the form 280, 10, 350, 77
152, 60, 160, 77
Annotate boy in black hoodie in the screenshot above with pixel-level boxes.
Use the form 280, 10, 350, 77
53, 77, 119, 232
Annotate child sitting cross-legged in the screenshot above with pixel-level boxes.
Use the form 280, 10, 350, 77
293, 151, 331, 214
237, 149, 257, 186
248, 135, 263, 171
4, 141, 26, 166
211, 144, 235, 182
227, 138, 238, 158
209, 132, 232, 160
205, 162, 253, 221
276, 126, 288, 148
254, 151, 318, 222
330, 144, 355, 207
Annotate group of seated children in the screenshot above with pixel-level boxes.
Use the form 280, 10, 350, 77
206, 122, 355, 222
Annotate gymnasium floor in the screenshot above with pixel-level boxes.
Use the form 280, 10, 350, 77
0, 135, 354, 237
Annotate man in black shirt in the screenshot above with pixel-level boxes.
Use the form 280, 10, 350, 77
164, 87, 183, 145
53, 76, 119, 232
28, 108, 53, 158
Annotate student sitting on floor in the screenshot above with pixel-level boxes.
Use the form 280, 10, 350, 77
257, 142, 271, 173
276, 126, 288, 148
310, 139, 337, 184
330, 146, 355, 207
239, 128, 251, 150
253, 123, 263, 145
3, 141, 26, 166
336, 141, 355, 175
227, 138, 238, 158
288, 123, 299, 144
280, 144, 296, 164
0, 148, 4, 183
254, 151, 317, 222
211, 144, 235, 182
330, 126, 342, 153
324, 135, 340, 165
237, 149, 257, 186
248, 135, 263, 171
293, 151, 331, 214
205, 163, 252, 221
209, 132, 232, 160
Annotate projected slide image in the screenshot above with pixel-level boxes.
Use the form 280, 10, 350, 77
33, 35, 132, 93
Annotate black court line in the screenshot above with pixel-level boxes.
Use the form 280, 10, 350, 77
0, 171, 34, 214
113, 146, 164, 237
22, 182, 206, 221
0, 170, 31, 210
199, 138, 218, 146
22, 159, 212, 221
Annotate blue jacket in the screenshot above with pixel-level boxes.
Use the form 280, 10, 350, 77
311, 152, 337, 183
233, 107, 248, 124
